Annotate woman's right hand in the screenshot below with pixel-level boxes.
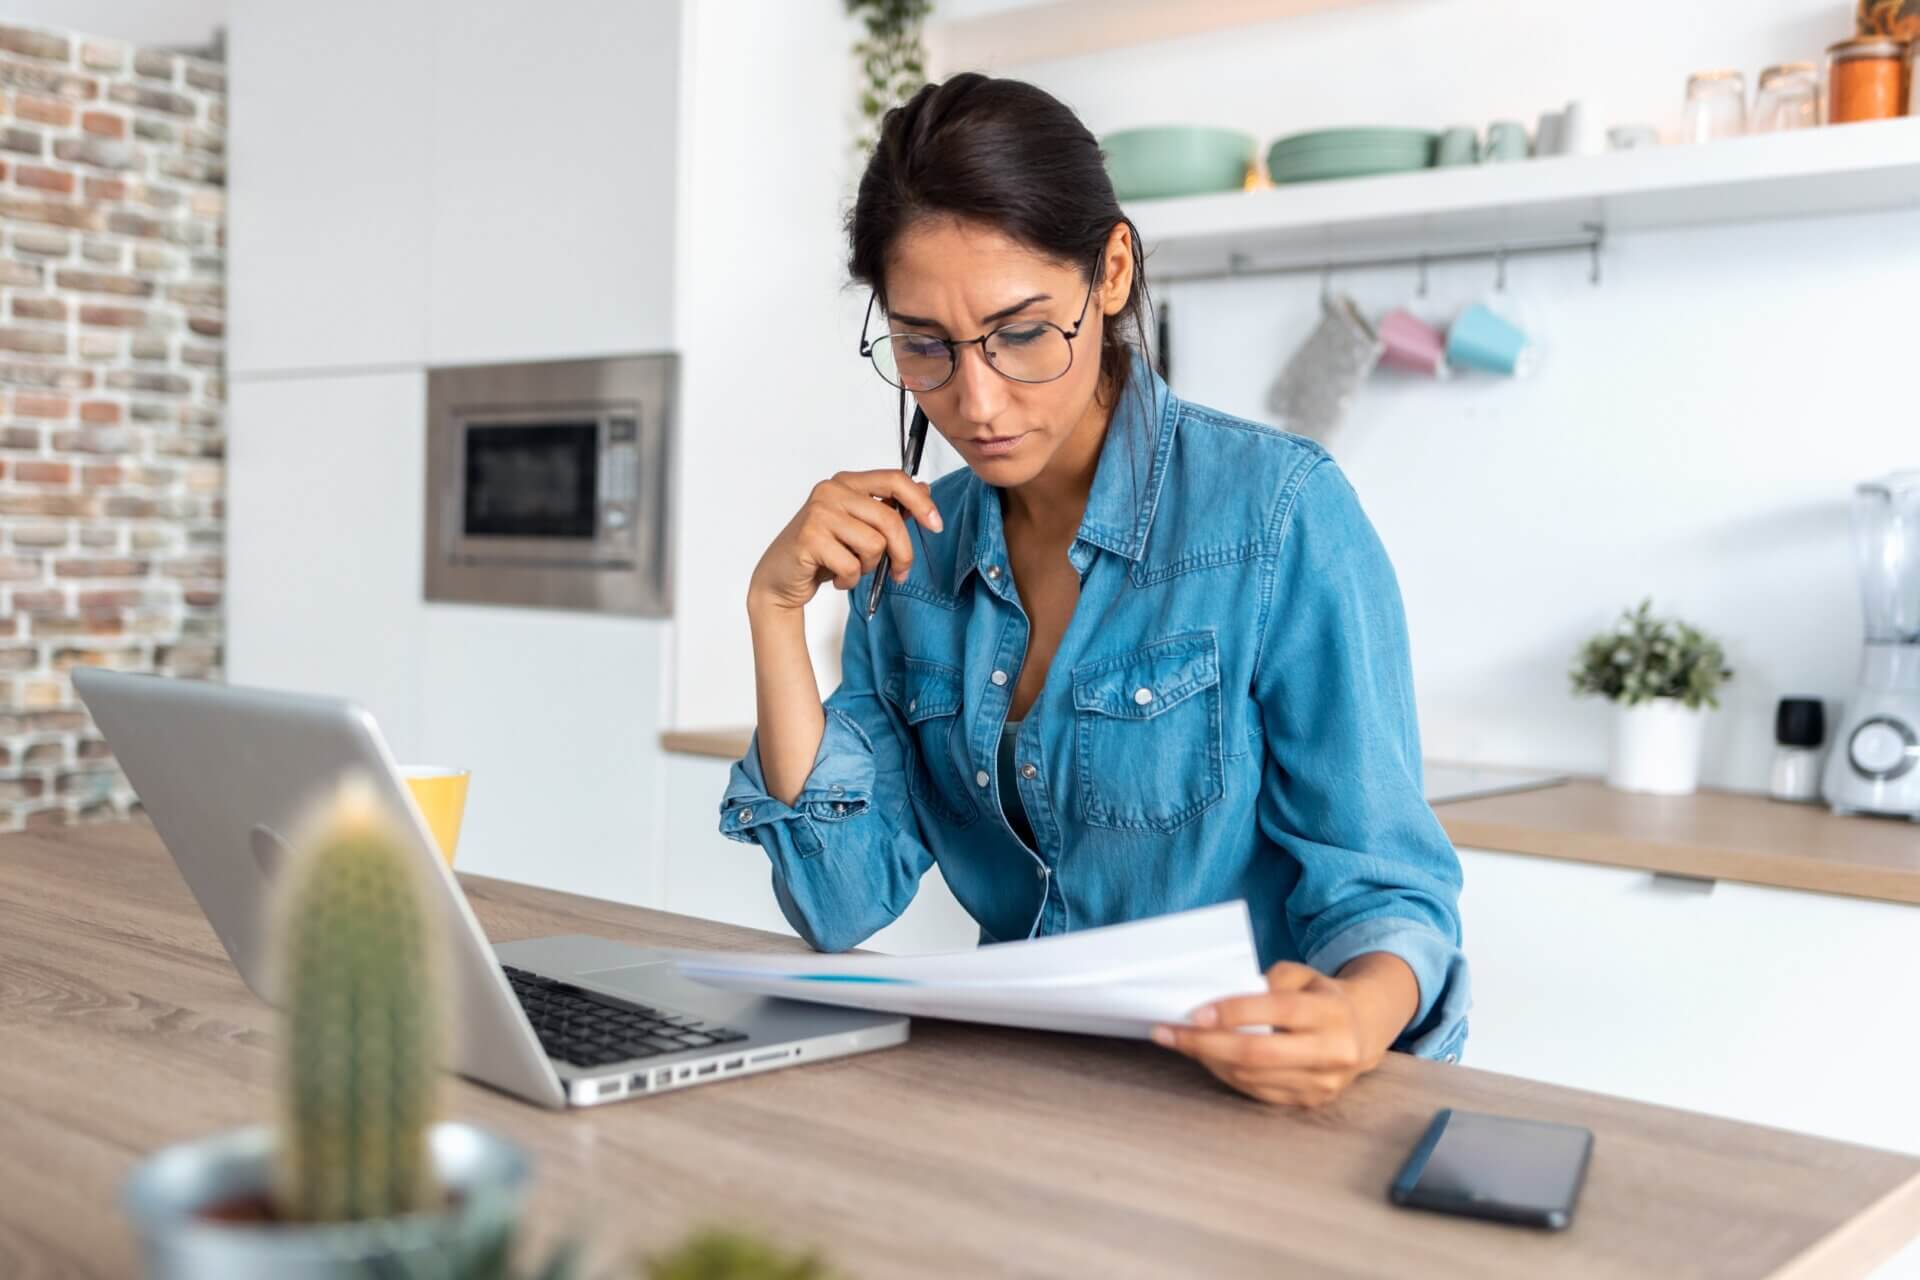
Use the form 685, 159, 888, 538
748, 469, 944, 616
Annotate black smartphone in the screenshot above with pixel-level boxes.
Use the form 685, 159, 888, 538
1388, 1108, 1593, 1230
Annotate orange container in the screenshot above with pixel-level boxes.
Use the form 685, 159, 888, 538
1828, 36, 1907, 123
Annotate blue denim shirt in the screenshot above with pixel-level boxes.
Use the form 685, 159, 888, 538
720, 360, 1469, 1061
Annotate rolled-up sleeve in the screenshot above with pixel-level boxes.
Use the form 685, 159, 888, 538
718, 596, 934, 953
1253, 459, 1470, 1061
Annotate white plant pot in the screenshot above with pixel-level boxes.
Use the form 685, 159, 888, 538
1606, 699, 1706, 796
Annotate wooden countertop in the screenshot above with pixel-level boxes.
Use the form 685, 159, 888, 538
1435, 778, 1920, 907
7, 822, 1918, 1277
661, 729, 1920, 907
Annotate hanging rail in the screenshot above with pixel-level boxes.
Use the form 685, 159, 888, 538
1147, 222, 1607, 288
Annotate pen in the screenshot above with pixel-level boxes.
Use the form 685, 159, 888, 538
865, 407, 929, 620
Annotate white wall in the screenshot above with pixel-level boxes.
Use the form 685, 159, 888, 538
930, 0, 1919, 792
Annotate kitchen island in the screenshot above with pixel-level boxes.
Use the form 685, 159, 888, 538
3, 820, 1917, 1277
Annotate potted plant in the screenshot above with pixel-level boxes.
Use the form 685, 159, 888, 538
120, 771, 536, 1278
1571, 600, 1732, 796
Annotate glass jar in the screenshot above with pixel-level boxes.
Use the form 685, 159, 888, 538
1753, 62, 1822, 131
1827, 37, 1905, 124
1683, 69, 1748, 142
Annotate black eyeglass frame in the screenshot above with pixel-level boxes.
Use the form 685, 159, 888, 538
857, 261, 1102, 393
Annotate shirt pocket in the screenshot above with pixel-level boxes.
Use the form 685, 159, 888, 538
1071, 631, 1225, 833
880, 657, 979, 829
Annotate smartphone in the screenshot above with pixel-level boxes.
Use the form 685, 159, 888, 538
1388, 1108, 1593, 1230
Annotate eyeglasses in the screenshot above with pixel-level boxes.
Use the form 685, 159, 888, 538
858, 263, 1099, 393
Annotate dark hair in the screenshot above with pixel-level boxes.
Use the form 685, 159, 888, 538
846, 73, 1152, 406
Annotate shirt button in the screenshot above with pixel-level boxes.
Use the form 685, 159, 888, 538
1036, 865, 1050, 879
1020, 762, 1038, 779
975, 770, 990, 788
736, 807, 753, 823
829, 784, 844, 794
990, 669, 1008, 686
908, 698, 916, 712
1133, 686, 1154, 706
985, 564, 1001, 580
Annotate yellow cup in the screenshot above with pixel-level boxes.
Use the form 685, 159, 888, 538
399, 766, 471, 866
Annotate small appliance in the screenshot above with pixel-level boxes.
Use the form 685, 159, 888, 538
1823, 470, 1920, 818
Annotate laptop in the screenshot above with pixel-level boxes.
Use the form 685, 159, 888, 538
71, 668, 908, 1109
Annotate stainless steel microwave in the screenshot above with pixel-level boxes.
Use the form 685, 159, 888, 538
424, 355, 674, 616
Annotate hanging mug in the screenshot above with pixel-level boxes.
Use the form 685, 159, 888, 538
1446, 303, 1537, 377
1378, 309, 1451, 379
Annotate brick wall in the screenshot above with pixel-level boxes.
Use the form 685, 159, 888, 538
0, 24, 224, 830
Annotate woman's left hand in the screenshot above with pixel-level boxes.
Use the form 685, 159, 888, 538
1151, 958, 1410, 1107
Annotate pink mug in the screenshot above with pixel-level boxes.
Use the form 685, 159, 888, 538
1378, 309, 1451, 379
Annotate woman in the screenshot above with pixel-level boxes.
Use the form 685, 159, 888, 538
720, 74, 1468, 1106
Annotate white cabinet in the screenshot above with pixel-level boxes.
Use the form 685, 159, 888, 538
230, 0, 681, 377
228, 0, 434, 374
1458, 846, 1920, 1157
425, 0, 681, 365
663, 754, 982, 955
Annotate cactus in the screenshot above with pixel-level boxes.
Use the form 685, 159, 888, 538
640, 1228, 837, 1280
268, 768, 445, 1224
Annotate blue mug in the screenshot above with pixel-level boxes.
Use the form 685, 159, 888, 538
1446, 303, 1535, 377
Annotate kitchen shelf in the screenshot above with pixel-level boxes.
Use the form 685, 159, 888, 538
929, 0, 1382, 73
1127, 117, 1920, 282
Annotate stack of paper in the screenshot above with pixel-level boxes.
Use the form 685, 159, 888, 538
671, 901, 1268, 1040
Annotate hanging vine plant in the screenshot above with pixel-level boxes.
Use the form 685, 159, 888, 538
847, 0, 933, 156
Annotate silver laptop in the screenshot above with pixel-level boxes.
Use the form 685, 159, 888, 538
71, 668, 908, 1109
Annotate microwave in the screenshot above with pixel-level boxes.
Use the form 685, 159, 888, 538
424, 355, 674, 616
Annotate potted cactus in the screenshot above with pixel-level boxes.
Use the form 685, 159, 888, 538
120, 770, 535, 1278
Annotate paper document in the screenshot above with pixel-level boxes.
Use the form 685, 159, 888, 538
671, 901, 1268, 1039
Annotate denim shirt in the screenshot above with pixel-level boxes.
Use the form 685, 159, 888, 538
719, 360, 1470, 1062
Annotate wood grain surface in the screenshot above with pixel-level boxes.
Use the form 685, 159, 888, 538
3, 820, 1917, 1279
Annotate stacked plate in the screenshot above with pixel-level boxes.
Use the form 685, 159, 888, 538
1266, 128, 1436, 185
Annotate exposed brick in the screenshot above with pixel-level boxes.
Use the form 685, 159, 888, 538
189, 190, 224, 219
0, 261, 43, 287
2, 779, 49, 803
11, 296, 67, 322
104, 210, 160, 238
100, 496, 152, 517
129, 335, 168, 362
133, 246, 177, 273
0, 493, 94, 517
81, 464, 121, 487
0, 363, 91, 391
77, 737, 111, 761
133, 463, 178, 487
0, 745, 11, 767
182, 127, 223, 156
180, 345, 220, 367
75, 588, 143, 610
80, 239, 122, 266
0, 61, 97, 101
36, 615, 120, 638
23, 742, 64, 767
11, 94, 71, 127
13, 526, 68, 548
0, 555, 42, 580
78, 401, 120, 425
31, 710, 89, 731
133, 50, 176, 82
50, 428, 131, 453
105, 370, 189, 394
11, 229, 71, 257
80, 41, 126, 72
54, 645, 142, 671
76, 333, 120, 359
14, 164, 73, 194
186, 313, 223, 338
106, 83, 193, 117
157, 154, 221, 185
0, 126, 44, 155
0, 648, 37, 670
130, 117, 173, 144
182, 587, 220, 608
128, 400, 170, 422
52, 137, 134, 171
0, 427, 43, 450
53, 268, 152, 297
22, 679, 64, 709
12, 393, 68, 419
54, 558, 146, 578
76, 525, 117, 548
82, 175, 125, 201
158, 555, 219, 579
16, 461, 71, 484
183, 63, 224, 94
0, 329, 65, 355
129, 183, 181, 211
164, 281, 221, 308
0, 26, 72, 63
1, 195, 99, 230
77, 304, 148, 329
207, 101, 226, 128
80, 110, 125, 139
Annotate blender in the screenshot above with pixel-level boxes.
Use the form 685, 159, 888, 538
1823, 470, 1920, 818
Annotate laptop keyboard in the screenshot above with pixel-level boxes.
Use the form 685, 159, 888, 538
502, 964, 748, 1069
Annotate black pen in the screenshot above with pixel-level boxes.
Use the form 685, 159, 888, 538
865, 407, 929, 620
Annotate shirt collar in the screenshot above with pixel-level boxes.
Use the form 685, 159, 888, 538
950, 354, 1178, 596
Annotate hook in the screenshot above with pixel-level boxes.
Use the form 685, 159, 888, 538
1318, 264, 1332, 306
1494, 246, 1508, 293
1228, 251, 1251, 277
1416, 255, 1430, 299
1588, 234, 1603, 287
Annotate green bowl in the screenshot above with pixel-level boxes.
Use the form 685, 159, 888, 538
1102, 127, 1256, 201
